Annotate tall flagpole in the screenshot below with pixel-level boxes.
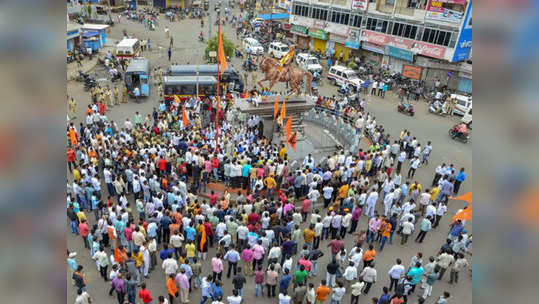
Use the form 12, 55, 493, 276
215, 17, 221, 153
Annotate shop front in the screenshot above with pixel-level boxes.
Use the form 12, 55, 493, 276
325, 23, 351, 61
290, 24, 310, 50
385, 46, 414, 73
309, 29, 328, 53
361, 42, 385, 67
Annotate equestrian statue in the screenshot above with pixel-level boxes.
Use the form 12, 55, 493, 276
257, 45, 313, 97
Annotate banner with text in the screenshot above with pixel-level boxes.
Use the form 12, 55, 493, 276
351, 0, 368, 11
426, 0, 466, 24
361, 29, 446, 60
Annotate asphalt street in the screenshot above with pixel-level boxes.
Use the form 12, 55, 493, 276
67, 5, 472, 304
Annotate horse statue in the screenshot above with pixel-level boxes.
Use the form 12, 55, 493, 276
257, 57, 313, 97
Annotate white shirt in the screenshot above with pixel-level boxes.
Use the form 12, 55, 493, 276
388, 264, 405, 279
227, 295, 242, 304
343, 266, 357, 281
162, 258, 178, 274
402, 221, 415, 235
279, 293, 292, 304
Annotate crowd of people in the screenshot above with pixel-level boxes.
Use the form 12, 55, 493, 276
67, 6, 470, 304
67, 80, 470, 304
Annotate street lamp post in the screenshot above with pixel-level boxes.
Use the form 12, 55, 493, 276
196, 65, 200, 97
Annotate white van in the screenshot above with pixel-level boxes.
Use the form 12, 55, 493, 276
327, 65, 363, 89
461, 106, 472, 128
296, 53, 323, 74
268, 42, 289, 58
452, 94, 472, 116
243, 37, 264, 55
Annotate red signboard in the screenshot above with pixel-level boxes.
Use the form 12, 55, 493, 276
361, 30, 446, 60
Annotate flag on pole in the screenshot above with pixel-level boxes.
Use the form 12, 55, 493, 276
449, 192, 473, 203
287, 131, 297, 152
217, 22, 227, 75
285, 115, 292, 141
279, 99, 286, 125
182, 106, 189, 127
273, 96, 279, 121
451, 204, 473, 223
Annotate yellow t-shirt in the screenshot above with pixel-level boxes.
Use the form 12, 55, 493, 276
133, 252, 144, 267
185, 243, 196, 258
76, 211, 87, 223
73, 169, 81, 182
430, 187, 440, 201
280, 147, 287, 160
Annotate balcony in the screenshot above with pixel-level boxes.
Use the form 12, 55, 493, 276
369, 3, 394, 15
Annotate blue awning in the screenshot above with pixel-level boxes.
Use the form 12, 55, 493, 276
82, 31, 100, 38
258, 13, 290, 20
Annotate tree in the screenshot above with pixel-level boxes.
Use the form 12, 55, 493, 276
204, 33, 235, 62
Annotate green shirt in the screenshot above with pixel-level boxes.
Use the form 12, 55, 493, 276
209, 215, 219, 228
294, 270, 309, 284
227, 220, 239, 236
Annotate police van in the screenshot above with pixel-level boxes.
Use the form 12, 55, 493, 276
327, 65, 363, 90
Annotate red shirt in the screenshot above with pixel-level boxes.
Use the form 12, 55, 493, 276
157, 158, 167, 171
301, 199, 311, 213
98, 102, 106, 115
67, 149, 76, 162
203, 222, 214, 236
138, 289, 153, 303
208, 193, 219, 205
248, 212, 259, 225
212, 158, 219, 169
79, 223, 89, 237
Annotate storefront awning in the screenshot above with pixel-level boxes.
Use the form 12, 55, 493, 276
258, 13, 290, 20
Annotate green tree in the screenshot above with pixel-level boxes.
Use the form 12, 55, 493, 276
204, 33, 235, 62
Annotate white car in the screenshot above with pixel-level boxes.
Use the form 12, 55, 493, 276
327, 65, 363, 90
250, 18, 265, 27
243, 37, 264, 55
451, 93, 472, 116
295, 53, 322, 74
268, 42, 289, 59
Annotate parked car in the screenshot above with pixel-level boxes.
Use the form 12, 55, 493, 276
461, 106, 472, 128
327, 65, 364, 90
295, 53, 323, 74
250, 17, 265, 27
268, 42, 289, 59
452, 93, 472, 116
243, 37, 264, 55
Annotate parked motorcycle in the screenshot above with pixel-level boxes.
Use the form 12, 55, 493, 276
397, 103, 415, 116
84, 78, 96, 91
199, 35, 204, 42
234, 48, 244, 58
449, 125, 470, 143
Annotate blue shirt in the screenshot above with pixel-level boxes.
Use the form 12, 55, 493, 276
212, 283, 224, 300
378, 293, 391, 304
180, 264, 193, 278
279, 274, 292, 290
185, 226, 196, 241
224, 250, 241, 263
242, 164, 251, 177
160, 248, 175, 260
147, 223, 158, 238
449, 222, 464, 237
407, 267, 424, 285
456, 171, 466, 182
67, 258, 78, 271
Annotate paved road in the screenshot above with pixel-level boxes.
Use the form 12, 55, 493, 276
67, 5, 472, 304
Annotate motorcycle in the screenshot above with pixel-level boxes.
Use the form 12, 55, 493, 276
234, 48, 244, 58
83, 78, 96, 91
397, 103, 415, 116
76, 70, 90, 82
428, 104, 448, 116
199, 35, 204, 42
449, 125, 470, 143
110, 71, 122, 82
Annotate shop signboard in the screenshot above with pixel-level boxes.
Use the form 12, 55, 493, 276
452, 0, 472, 62
309, 29, 328, 40
362, 42, 385, 54
402, 65, 422, 80
351, 0, 368, 11
291, 24, 308, 35
361, 29, 446, 59
345, 30, 361, 49
385, 46, 414, 62
426, 0, 466, 24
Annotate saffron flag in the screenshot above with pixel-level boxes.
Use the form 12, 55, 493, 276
285, 115, 292, 141
174, 95, 181, 103
273, 96, 279, 121
287, 131, 297, 152
200, 225, 207, 251
279, 99, 286, 125
449, 192, 473, 203
451, 204, 473, 223
182, 106, 189, 127
217, 22, 227, 75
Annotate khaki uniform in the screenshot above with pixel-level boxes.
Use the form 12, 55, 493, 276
113, 87, 120, 105
157, 84, 163, 98
448, 98, 456, 116
106, 89, 113, 107
68, 99, 76, 119
122, 85, 128, 103
158, 68, 164, 83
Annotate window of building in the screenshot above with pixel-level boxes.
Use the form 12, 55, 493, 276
421, 28, 452, 46
311, 7, 328, 21
366, 18, 387, 33
351, 15, 362, 28
392, 22, 417, 39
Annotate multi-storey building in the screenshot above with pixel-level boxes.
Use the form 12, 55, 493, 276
287, 0, 472, 92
